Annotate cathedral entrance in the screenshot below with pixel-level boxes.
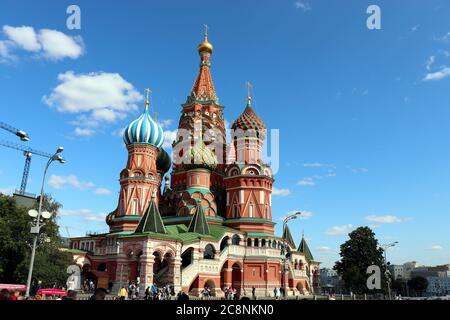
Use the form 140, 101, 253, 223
153, 251, 174, 287
231, 263, 242, 294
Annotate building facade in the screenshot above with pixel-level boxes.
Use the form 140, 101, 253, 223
388, 261, 417, 281
70, 32, 320, 297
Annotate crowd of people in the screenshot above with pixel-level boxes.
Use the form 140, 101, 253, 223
117, 281, 176, 300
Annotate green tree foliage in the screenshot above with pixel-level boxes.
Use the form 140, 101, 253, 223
334, 226, 387, 294
0, 194, 74, 289
408, 276, 429, 296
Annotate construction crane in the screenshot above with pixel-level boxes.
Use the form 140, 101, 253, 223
0, 121, 30, 141
0, 139, 53, 194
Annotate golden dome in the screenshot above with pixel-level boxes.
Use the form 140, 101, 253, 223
198, 38, 213, 54
198, 24, 213, 54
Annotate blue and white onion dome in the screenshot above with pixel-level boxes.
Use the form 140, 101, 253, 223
123, 100, 164, 148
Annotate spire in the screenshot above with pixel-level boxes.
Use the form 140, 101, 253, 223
246, 81, 252, 107
298, 233, 314, 261
188, 201, 210, 235
187, 27, 218, 104
283, 224, 296, 248
134, 191, 167, 234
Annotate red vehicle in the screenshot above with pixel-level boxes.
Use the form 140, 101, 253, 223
36, 288, 67, 297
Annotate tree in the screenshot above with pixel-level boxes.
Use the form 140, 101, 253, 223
334, 226, 387, 294
0, 194, 74, 290
408, 276, 428, 297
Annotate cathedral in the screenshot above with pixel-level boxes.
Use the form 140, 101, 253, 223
69, 30, 320, 298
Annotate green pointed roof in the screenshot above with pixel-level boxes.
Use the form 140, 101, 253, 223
135, 198, 167, 234
283, 224, 296, 248
298, 235, 314, 261
188, 202, 210, 235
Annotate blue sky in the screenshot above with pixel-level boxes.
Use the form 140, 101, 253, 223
1, 0, 450, 268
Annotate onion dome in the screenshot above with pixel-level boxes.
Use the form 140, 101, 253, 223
231, 95, 266, 138
198, 25, 213, 54
183, 140, 218, 170
123, 91, 164, 148
156, 148, 171, 173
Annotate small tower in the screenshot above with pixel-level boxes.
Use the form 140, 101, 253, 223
107, 89, 165, 232
224, 86, 274, 234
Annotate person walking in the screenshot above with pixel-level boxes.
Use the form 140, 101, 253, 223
274, 287, 278, 300
252, 286, 256, 300
119, 286, 128, 300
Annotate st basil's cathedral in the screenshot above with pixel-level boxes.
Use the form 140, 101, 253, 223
69, 30, 320, 298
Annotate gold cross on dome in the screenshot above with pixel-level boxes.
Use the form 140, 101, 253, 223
204, 24, 209, 38
246, 81, 252, 98
144, 88, 151, 110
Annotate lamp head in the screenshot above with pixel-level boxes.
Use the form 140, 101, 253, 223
28, 209, 38, 218
56, 146, 64, 154
41, 211, 52, 219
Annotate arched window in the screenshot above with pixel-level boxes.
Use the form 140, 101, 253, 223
203, 244, 215, 259
247, 238, 252, 247
220, 237, 229, 251
232, 234, 240, 245
254, 238, 259, 247
261, 239, 266, 247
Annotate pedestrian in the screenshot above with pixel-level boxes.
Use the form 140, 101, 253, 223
274, 287, 278, 299
145, 286, 151, 300
252, 286, 256, 300
119, 286, 128, 300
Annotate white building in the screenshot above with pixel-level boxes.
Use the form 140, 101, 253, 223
388, 261, 417, 280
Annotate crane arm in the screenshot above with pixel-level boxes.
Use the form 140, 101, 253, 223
0, 121, 29, 141
0, 139, 53, 158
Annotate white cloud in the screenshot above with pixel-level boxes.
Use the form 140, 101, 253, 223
163, 129, 177, 149
158, 119, 174, 129
2, 25, 84, 60
303, 162, 334, 168
426, 56, 435, 71
298, 177, 315, 186
74, 127, 95, 136
316, 246, 334, 253
94, 188, 112, 195
423, 66, 450, 81
365, 215, 410, 224
272, 187, 291, 197
48, 174, 95, 190
3, 25, 41, 51
294, 1, 311, 11
411, 25, 420, 32
61, 209, 105, 222
38, 29, 83, 60
326, 224, 354, 236
347, 166, 368, 174
43, 71, 142, 135
431, 245, 443, 251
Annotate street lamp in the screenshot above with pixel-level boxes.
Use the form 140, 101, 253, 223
25, 146, 65, 297
281, 211, 302, 300
382, 241, 398, 300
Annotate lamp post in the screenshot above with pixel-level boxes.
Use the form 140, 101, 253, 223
281, 211, 302, 300
25, 147, 65, 297
382, 241, 398, 301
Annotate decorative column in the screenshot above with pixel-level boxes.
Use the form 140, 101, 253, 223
173, 256, 182, 292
